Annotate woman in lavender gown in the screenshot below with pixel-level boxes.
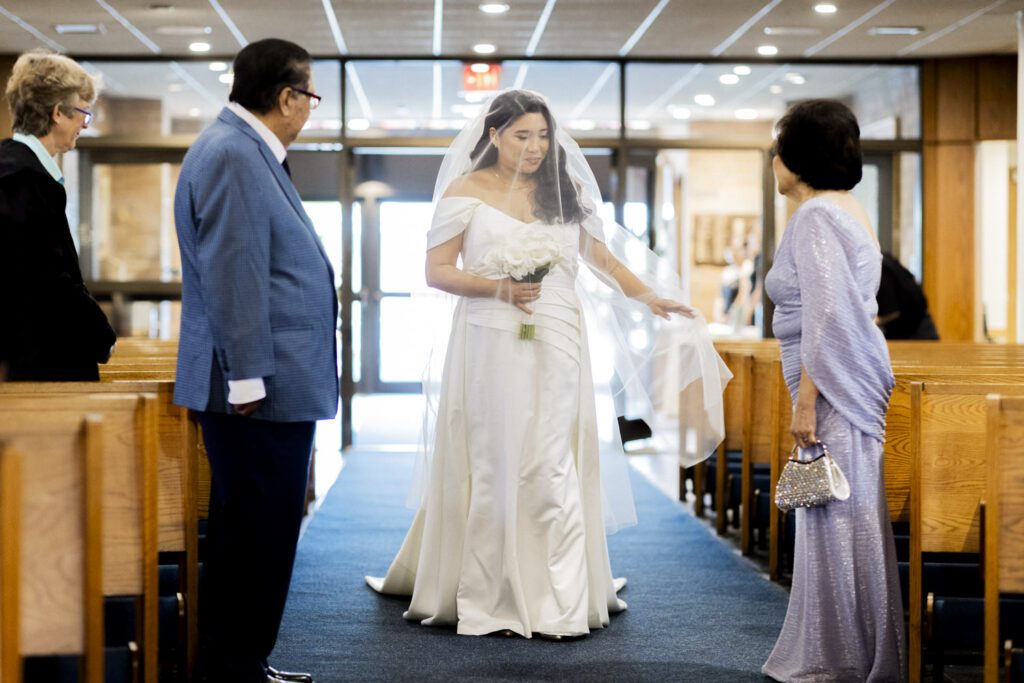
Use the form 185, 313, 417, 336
763, 100, 906, 682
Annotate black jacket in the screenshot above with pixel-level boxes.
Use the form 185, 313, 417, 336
0, 138, 116, 380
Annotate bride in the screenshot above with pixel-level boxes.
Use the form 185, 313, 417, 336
367, 90, 729, 639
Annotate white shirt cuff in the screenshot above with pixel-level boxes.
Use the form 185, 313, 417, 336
227, 377, 266, 405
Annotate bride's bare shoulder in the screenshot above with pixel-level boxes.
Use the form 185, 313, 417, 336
443, 171, 491, 200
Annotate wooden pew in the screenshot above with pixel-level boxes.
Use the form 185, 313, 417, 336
0, 381, 202, 680
698, 350, 751, 532
0, 415, 105, 683
740, 350, 781, 556
908, 382, 1024, 682
0, 393, 159, 682
985, 395, 1024, 683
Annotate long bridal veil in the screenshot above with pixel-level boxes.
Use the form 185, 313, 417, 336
408, 89, 731, 533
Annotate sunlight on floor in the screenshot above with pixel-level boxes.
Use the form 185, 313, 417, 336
314, 393, 683, 505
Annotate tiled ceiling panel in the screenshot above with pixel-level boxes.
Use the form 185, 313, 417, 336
0, 0, 1019, 59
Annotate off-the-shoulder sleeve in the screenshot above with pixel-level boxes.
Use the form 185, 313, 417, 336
427, 196, 479, 250
793, 205, 893, 442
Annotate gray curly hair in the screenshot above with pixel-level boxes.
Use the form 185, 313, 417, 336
5, 49, 100, 137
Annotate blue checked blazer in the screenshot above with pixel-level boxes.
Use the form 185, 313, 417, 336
173, 108, 339, 422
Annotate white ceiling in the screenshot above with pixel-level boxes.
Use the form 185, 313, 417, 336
1, 1, 1017, 138
0, 0, 1019, 58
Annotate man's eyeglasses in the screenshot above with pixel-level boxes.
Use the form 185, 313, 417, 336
72, 106, 93, 126
290, 87, 321, 110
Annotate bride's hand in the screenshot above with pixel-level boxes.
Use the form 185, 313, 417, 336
497, 278, 541, 314
647, 297, 697, 320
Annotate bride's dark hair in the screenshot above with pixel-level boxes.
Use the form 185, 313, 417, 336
469, 90, 587, 225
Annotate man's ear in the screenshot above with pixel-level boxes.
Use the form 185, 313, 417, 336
276, 86, 293, 115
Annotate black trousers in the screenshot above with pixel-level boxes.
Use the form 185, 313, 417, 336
196, 412, 315, 683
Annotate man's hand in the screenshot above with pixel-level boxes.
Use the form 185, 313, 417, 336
232, 399, 263, 417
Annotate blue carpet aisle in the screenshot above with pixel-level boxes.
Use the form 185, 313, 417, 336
272, 452, 790, 682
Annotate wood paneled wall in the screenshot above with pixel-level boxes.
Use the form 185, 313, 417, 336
922, 55, 1017, 341
0, 56, 14, 139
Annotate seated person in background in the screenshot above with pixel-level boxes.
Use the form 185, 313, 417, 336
875, 252, 939, 340
0, 50, 115, 380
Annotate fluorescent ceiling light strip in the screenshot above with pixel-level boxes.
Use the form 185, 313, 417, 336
81, 61, 129, 93
345, 62, 373, 119
618, 0, 669, 57
207, 0, 247, 48
710, 0, 784, 57
0, 6, 66, 51
570, 63, 615, 120
169, 61, 222, 107
803, 0, 896, 57
432, 62, 442, 119
897, 0, 1006, 56
638, 64, 704, 119
321, 0, 348, 54
433, 0, 443, 56
96, 0, 161, 54
513, 63, 530, 89
525, 0, 556, 56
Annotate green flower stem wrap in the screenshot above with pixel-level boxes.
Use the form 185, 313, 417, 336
512, 264, 553, 341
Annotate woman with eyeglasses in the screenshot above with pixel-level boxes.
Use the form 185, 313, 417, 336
0, 49, 115, 381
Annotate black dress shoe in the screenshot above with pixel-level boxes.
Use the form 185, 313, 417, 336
266, 667, 313, 683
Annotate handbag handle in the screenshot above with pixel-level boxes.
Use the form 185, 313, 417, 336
788, 439, 831, 464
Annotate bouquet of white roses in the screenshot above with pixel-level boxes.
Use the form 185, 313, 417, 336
484, 228, 563, 340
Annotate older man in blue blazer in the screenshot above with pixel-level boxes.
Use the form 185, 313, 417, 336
174, 38, 335, 683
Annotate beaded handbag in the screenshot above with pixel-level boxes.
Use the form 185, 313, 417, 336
774, 440, 850, 512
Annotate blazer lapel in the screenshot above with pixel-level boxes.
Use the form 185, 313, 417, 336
218, 108, 334, 276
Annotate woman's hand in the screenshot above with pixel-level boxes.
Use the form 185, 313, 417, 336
791, 398, 817, 449
497, 278, 542, 314
647, 297, 697, 320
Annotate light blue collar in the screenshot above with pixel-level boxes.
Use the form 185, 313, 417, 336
12, 132, 64, 185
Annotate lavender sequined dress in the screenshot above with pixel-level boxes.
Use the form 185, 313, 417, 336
763, 198, 906, 682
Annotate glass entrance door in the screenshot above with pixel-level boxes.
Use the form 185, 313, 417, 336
349, 150, 444, 394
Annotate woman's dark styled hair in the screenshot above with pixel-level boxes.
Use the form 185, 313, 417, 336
229, 38, 311, 115
774, 99, 862, 191
470, 90, 586, 224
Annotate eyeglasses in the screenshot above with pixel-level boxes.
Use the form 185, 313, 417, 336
72, 106, 93, 126
290, 87, 321, 110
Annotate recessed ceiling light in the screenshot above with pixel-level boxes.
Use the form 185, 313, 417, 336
55, 24, 105, 35
208, 61, 228, 72
694, 93, 715, 107
757, 45, 779, 56
479, 2, 510, 13
569, 119, 596, 131
814, 3, 837, 13
188, 107, 201, 117
627, 120, 652, 131
473, 43, 497, 54
470, 62, 492, 73
735, 109, 758, 120
668, 106, 691, 120
868, 26, 923, 36
763, 26, 821, 36
784, 71, 806, 85
218, 73, 233, 84
719, 74, 740, 85
769, 84, 783, 94
189, 42, 211, 53
348, 118, 371, 131
168, 82, 184, 92
156, 25, 211, 36
733, 65, 752, 76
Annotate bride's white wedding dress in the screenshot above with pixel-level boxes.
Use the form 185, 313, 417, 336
366, 195, 627, 637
